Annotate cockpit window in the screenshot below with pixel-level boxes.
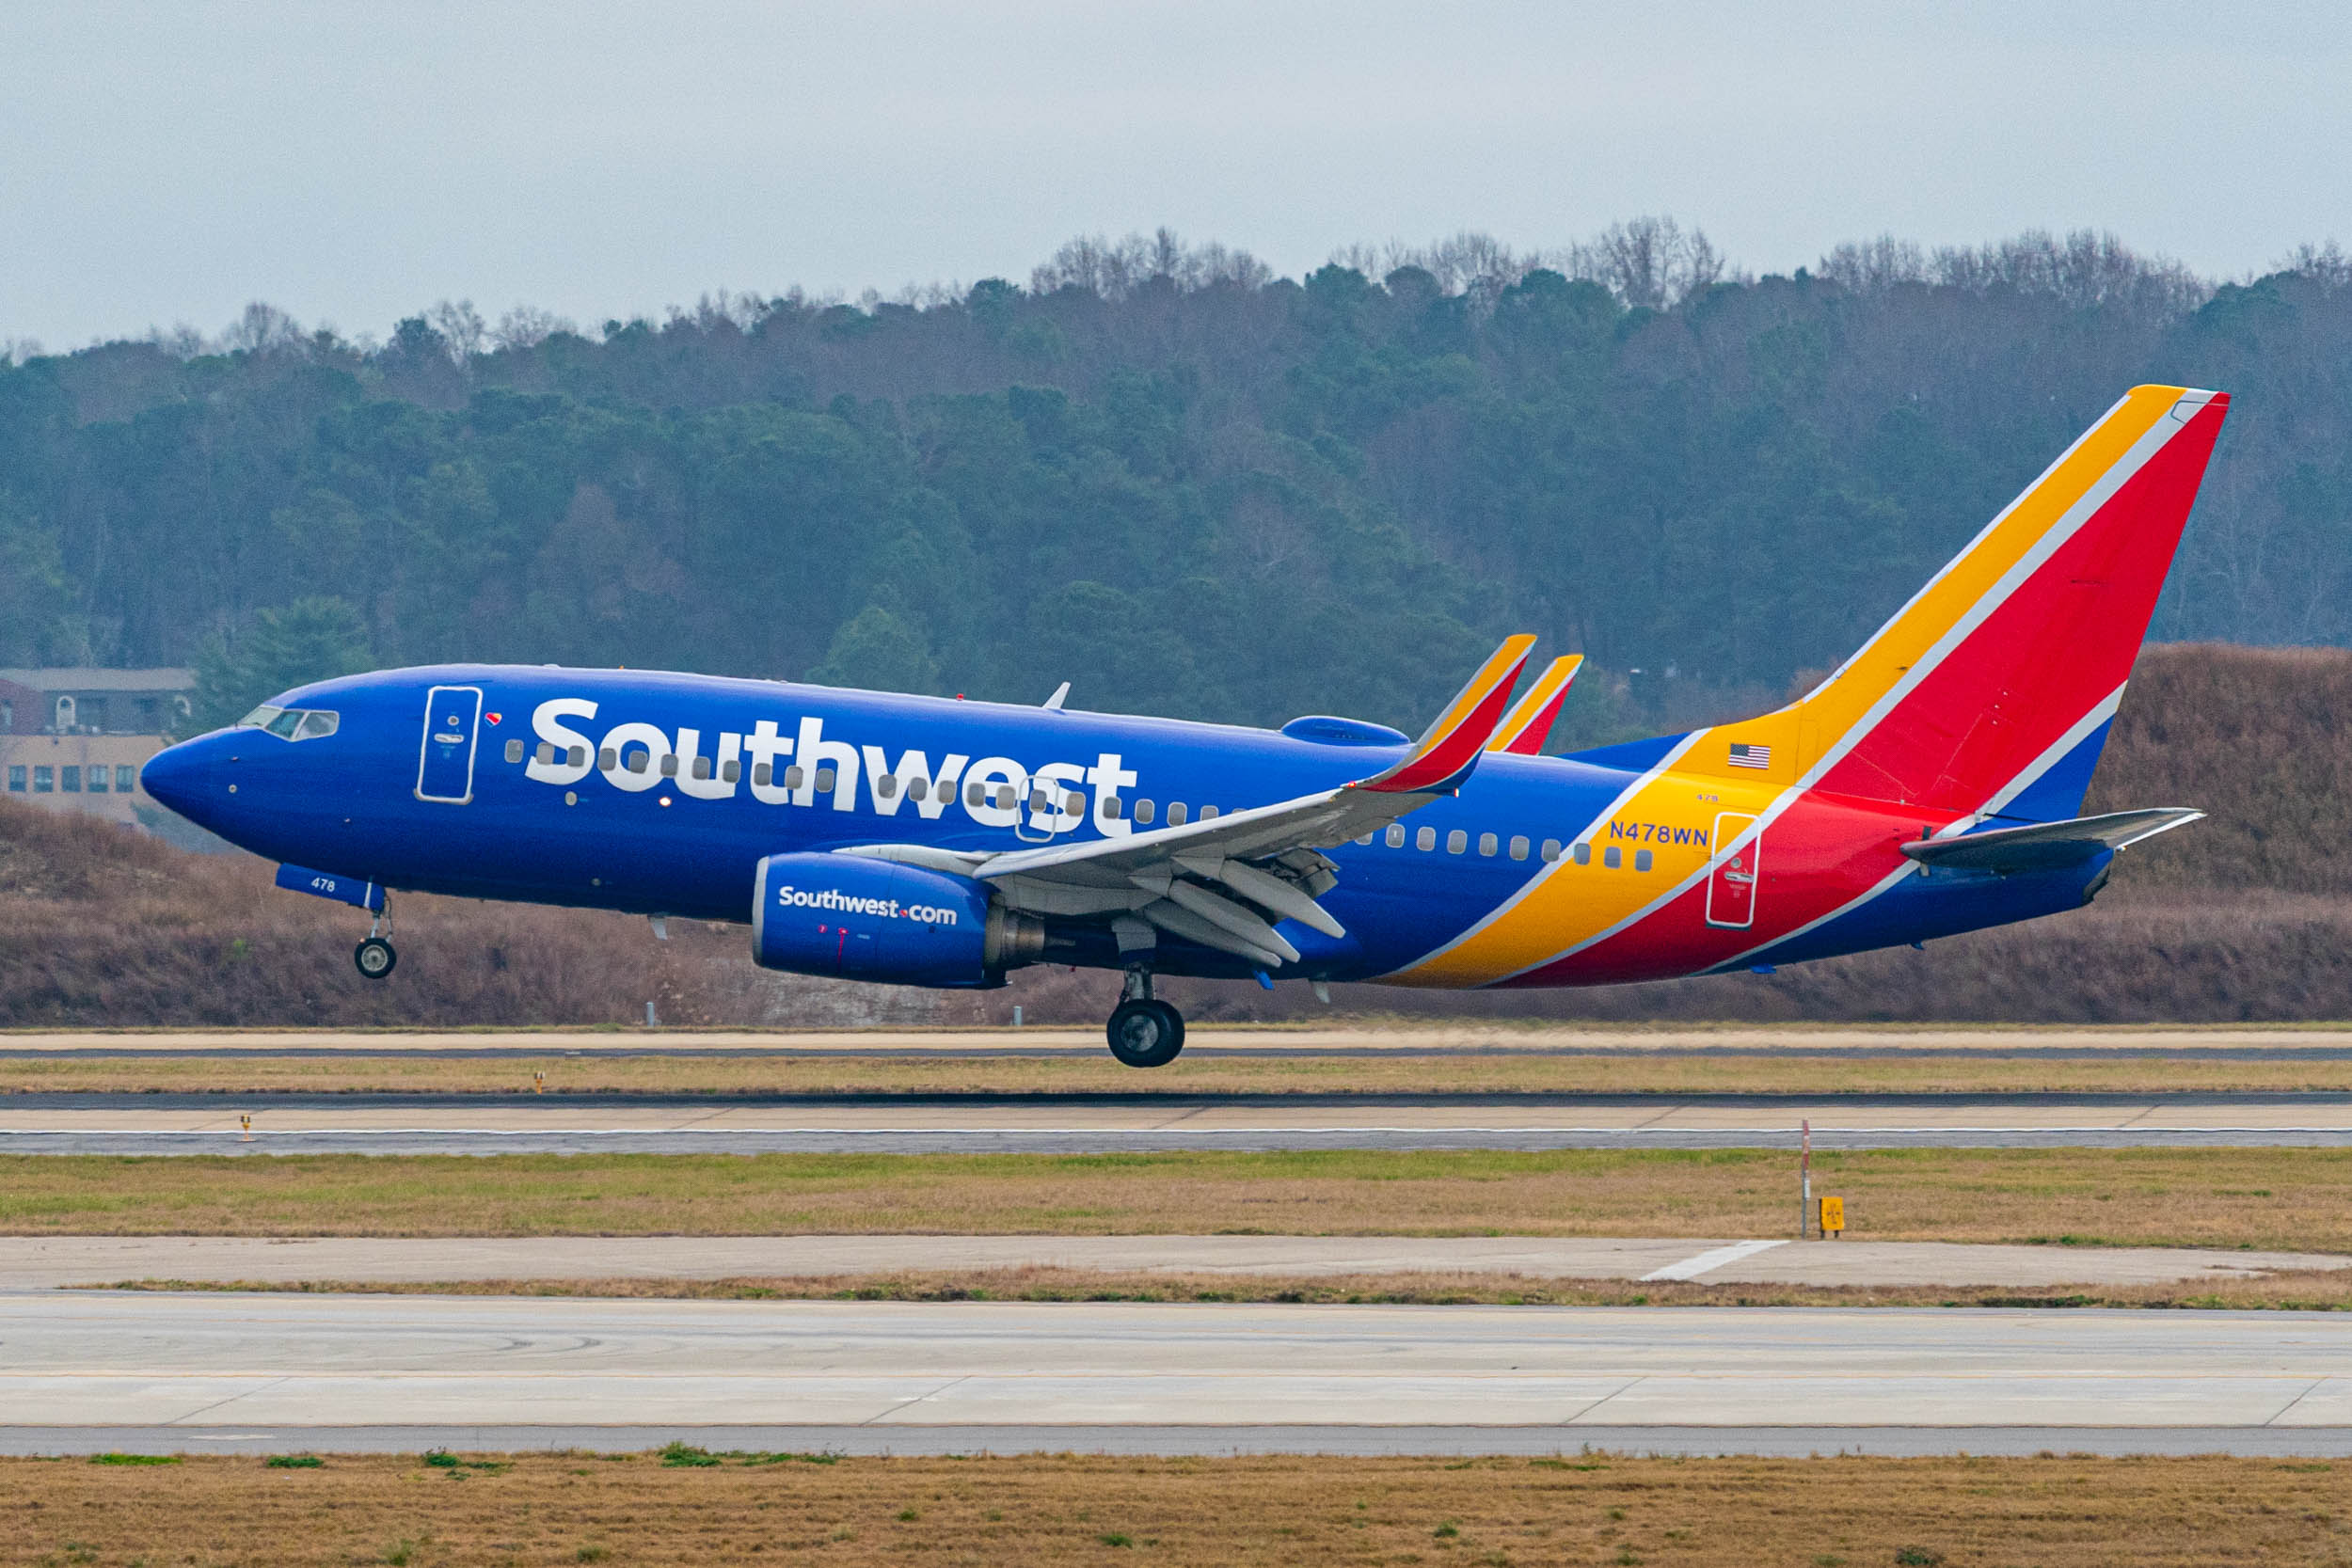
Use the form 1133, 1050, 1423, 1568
238, 705, 340, 740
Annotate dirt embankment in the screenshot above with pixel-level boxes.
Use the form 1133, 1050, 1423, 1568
2, 641, 2345, 1027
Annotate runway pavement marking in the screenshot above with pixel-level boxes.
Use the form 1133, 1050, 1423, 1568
1640, 1241, 1789, 1281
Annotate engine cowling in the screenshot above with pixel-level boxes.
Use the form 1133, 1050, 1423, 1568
750, 852, 1039, 988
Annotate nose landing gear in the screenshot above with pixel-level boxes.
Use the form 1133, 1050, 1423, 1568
1104, 967, 1184, 1069
353, 898, 397, 980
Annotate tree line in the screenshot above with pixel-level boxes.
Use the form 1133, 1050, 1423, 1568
2, 220, 2346, 741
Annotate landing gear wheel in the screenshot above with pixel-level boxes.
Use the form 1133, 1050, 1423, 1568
354, 937, 398, 980
1106, 998, 1184, 1068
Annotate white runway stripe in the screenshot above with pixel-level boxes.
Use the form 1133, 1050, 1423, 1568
1640, 1240, 1789, 1281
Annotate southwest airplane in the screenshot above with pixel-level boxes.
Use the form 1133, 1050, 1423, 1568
142, 385, 2226, 1067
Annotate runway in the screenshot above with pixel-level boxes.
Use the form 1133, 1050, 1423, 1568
10, 1233, 2342, 1291
10, 1025, 2352, 1057
6, 1292, 2349, 1456
10, 1089, 2352, 1152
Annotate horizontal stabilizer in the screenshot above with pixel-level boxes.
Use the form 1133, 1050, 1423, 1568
1487, 655, 1583, 755
1359, 635, 1536, 794
1899, 808, 2203, 875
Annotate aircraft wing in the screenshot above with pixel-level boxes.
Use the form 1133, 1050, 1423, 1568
1486, 654, 1582, 755
966, 637, 1536, 968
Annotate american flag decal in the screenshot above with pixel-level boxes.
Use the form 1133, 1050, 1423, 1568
1727, 741, 1772, 769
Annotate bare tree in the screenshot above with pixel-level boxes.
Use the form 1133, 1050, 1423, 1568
491, 304, 577, 351
426, 299, 487, 361
222, 302, 304, 355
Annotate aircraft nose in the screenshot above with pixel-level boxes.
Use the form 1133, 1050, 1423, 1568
139, 734, 221, 822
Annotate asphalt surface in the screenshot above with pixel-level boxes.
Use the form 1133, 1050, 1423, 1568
7, 1293, 2349, 1456
12, 1234, 2341, 1290
10, 1025, 2352, 1057
11, 1089, 2352, 1151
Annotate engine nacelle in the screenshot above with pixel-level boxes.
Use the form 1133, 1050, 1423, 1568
750, 852, 1040, 988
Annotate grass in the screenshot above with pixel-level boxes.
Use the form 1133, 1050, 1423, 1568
97, 1264, 2352, 1311
8, 1147, 2352, 1250
17, 1035, 2352, 1095
0, 1450, 2345, 1565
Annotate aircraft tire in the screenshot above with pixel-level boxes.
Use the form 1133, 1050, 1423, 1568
1106, 998, 1184, 1068
354, 937, 398, 981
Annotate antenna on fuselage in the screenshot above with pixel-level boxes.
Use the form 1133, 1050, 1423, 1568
1041, 681, 1071, 711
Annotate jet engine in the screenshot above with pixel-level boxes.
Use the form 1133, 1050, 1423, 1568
750, 852, 1041, 987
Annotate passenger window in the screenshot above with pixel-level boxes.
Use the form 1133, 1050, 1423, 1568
1604, 845, 1622, 869
1541, 839, 1562, 863
1446, 829, 1467, 854
966, 782, 985, 807
1635, 848, 1654, 872
1478, 832, 1498, 857
1572, 842, 1590, 865
660, 754, 678, 778
60, 766, 80, 792
536, 741, 554, 764
787, 767, 806, 789
1386, 823, 1406, 847
504, 739, 524, 764
1102, 796, 1123, 819
1199, 805, 1218, 820
570, 746, 587, 768
907, 778, 928, 802
598, 748, 617, 770
7, 766, 23, 791
692, 756, 712, 781
117, 765, 135, 791
1168, 803, 1188, 826
1509, 835, 1529, 861
1064, 792, 1084, 815
1416, 826, 1436, 850
753, 762, 772, 786
1134, 800, 1155, 824
1354, 832, 1373, 846
723, 760, 740, 784
993, 784, 1013, 808
623, 749, 647, 772
814, 767, 835, 791
876, 773, 898, 799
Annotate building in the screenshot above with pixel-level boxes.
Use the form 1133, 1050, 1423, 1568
0, 668, 195, 828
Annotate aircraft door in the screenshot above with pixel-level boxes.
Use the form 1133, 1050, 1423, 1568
415, 686, 485, 803
1705, 812, 1759, 929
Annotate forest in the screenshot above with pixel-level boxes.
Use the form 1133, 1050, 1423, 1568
3, 220, 2347, 741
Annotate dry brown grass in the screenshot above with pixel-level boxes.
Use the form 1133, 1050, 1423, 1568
15, 1041, 2352, 1095
8, 641, 2351, 1028
2, 1450, 2346, 1566
8, 1148, 2352, 1251
97, 1264, 2352, 1312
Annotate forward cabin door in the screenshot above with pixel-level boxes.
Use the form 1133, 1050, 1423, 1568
1705, 812, 1760, 929
415, 686, 485, 803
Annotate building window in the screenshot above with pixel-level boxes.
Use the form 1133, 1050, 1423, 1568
60, 766, 81, 792
1, 701, 10, 730
33, 766, 53, 793
87, 767, 108, 794
85, 699, 108, 732
7, 766, 22, 792
137, 698, 158, 728
117, 765, 136, 792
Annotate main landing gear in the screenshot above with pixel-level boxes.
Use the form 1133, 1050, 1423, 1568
354, 899, 397, 981
1105, 967, 1184, 1069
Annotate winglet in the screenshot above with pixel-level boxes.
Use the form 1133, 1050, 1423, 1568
1486, 655, 1582, 755
1358, 635, 1537, 794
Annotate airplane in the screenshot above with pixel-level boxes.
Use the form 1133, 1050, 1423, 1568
140, 384, 2227, 1067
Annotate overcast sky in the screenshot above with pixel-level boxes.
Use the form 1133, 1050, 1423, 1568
5, 0, 2348, 349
